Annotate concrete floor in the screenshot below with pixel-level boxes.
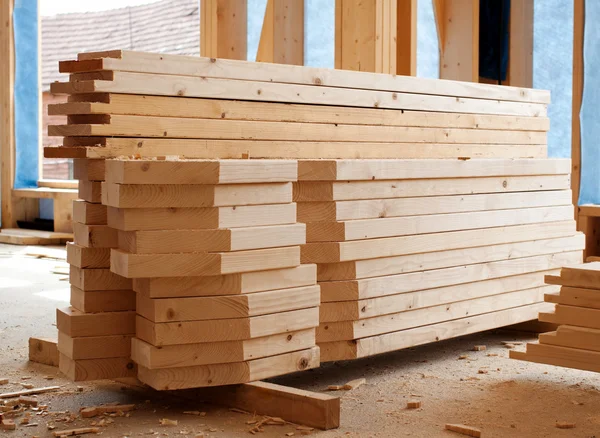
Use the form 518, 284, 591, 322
1, 242, 599, 437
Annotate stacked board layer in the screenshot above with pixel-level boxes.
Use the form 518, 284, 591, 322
511, 263, 600, 372
45, 50, 550, 160
296, 159, 583, 361
105, 159, 320, 390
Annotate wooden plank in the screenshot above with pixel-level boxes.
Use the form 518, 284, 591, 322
78, 180, 102, 203
511, 342, 600, 373
298, 190, 573, 223
560, 262, 600, 285
199, 380, 340, 430
110, 246, 301, 278
48, 94, 550, 131
102, 182, 292, 208
105, 159, 297, 184
0, 229, 72, 245
72, 200, 107, 225
28, 337, 59, 367
298, 158, 569, 181
73, 158, 105, 181
544, 286, 600, 309
119, 224, 305, 253
131, 329, 316, 368
45, 142, 548, 161
396, 0, 416, 75
38, 179, 78, 189
50, 72, 548, 117
320, 250, 581, 302
256, 0, 274, 62
301, 221, 578, 263
69, 266, 132, 291
50, 115, 547, 145
321, 302, 553, 361
318, 285, 553, 341
439, 0, 479, 82
540, 304, 600, 329
107, 203, 297, 231
56, 307, 135, 337
137, 347, 319, 390
53, 195, 74, 233
306, 206, 574, 242
61, 50, 550, 104
59, 354, 136, 381
136, 307, 319, 346
539, 325, 600, 352
73, 223, 117, 248
317, 235, 584, 283
572, 0, 584, 219
509, 0, 533, 87
293, 175, 571, 202
136, 285, 320, 322
200, 0, 247, 60
134, 264, 317, 298
58, 332, 131, 360
70, 286, 135, 313
66, 243, 110, 268
12, 187, 78, 200
256, 0, 304, 65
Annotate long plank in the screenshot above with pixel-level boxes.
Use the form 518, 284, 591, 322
49, 93, 550, 130
70, 286, 135, 313
294, 175, 570, 202
72, 200, 107, 225
539, 304, 600, 329
131, 329, 316, 368
59, 354, 136, 381
301, 221, 578, 263
66, 243, 110, 268
510, 343, 600, 373
306, 206, 574, 242
45, 141, 547, 160
118, 223, 306, 253
69, 266, 132, 291
539, 325, 600, 352
199, 380, 340, 430
50, 115, 547, 145
134, 264, 317, 298
556, 263, 600, 289
102, 182, 292, 208
110, 246, 301, 278
73, 223, 118, 248
104, 159, 297, 184
58, 332, 132, 360
544, 286, 600, 309
320, 302, 553, 361
136, 307, 319, 346
317, 235, 584, 283
136, 285, 320, 322
107, 204, 296, 232
317, 286, 552, 342
297, 190, 573, 222
298, 158, 569, 181
320, 250, 581, 303
56, 307, 135, 337
137, 347, 320, 390
64, 50, 549, 103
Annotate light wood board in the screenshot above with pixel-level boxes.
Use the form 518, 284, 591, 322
70, 266, 132, 291
70, 286, 135, 313
56, 307, 135, 337
58, 332, 132, 360
66, 243, 110, 269
59, 353, 136, 381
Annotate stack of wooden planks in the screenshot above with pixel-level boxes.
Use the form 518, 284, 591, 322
296, 159, 584, 361
511, 263, 600, 372
46, 50, 551, 161
104, 158, 320, 390
58, 157, 136, 381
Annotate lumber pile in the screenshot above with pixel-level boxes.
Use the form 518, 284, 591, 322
106, 158, 320, 390
511, 263, 600, 372
45, 50, 550, 160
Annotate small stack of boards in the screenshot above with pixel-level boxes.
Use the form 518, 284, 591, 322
296, 159, 583, 361
104, 159, 320, 390
43, 50, 583, 384
59, 158, 136, 381
511, 263, 600, 373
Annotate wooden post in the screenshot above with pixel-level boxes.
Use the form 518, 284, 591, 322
200, 0, 248, 60
0, 0, 16, 229
396, 0, 417, 76
508, 0, 533, 87
335, 0, 403, 74
572, 0, 584, 222
256, 0, 304, 65
434, 0, 479, 82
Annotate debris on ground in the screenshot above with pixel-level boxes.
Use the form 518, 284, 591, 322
0, 385, 61, 399
183, 410, 206, 416
159, 418, 178, 426
556, 421, 576, 429
329, 377, 366, 391
52, 426, 100, 436
472, 345, 486, 351
458, 355, 469, 360
445, 423, 482, 437
406, 401, 422, 409
0, 379, 8, 386
1, 419, 17, 430
248, 416, 287, 434
80, 403, 135, 418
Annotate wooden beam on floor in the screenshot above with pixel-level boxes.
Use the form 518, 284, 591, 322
435, 0, 479, 82
256, 0, 304, 65
508, 0, 533, 87
200, 0, 247, 60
